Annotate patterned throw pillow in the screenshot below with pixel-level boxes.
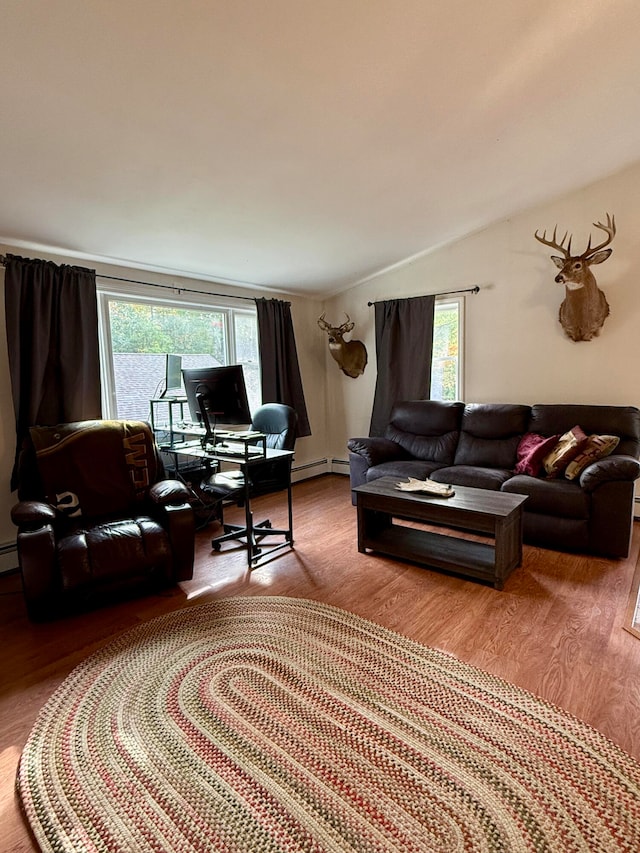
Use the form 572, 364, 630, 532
514, 433, 559, 476
564, 434, 620, 480
542, 426, 588, 477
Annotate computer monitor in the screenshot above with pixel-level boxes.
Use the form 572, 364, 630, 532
182, 365, 252, 429
161, 354, 183, 398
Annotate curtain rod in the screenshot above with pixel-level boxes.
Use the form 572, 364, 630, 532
95, 272, 259, 302
2, 254, 476, 304
367, 285, 479, 306
0, 256, 259, 303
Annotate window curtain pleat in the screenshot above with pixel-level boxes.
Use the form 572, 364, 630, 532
369, 295, 435, 437
4, 254, 102, 489
254, 298, 311, 437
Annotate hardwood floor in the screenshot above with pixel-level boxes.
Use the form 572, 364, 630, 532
2, 473, 640, 851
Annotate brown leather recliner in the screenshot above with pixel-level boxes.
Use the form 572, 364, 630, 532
11, 419, 195, 620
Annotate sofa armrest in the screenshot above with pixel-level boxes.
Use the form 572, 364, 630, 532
11, 504, 58, 620
149, 480, 195, 582
11, 500, 57, 529
149, 479, 192, 506
579, 454, 640, 493
347, 437, 407, 467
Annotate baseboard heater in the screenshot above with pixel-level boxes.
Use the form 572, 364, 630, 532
0, 541, 18, 575
330, 458, 350, 475
291, 458, 329, 482
290, 459, 350, 482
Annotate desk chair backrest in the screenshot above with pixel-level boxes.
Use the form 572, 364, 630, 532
251, 404, 297, 450
248, 404, 297, 496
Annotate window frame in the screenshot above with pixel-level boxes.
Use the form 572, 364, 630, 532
96, 281, 259, 419
431, 295, 464, 402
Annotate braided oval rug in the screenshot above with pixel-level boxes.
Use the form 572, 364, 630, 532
17, 596, 640, 852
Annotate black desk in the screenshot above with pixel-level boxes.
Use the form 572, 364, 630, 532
171, 443, 294, 567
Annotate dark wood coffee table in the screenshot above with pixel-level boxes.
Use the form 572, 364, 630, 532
354, 477, 528, 589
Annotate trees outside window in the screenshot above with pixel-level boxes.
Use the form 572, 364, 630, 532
431, 298, 463, 401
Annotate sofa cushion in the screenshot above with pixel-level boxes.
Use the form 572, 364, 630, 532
502, 475, 589, 519
385, 401, 464, 463
431, 465, 513, 490
58, 516, 173, 591
514, 433, 559, 476
459, 403, 531, 438
454, 404, 530, 469
367, 460, 445, 483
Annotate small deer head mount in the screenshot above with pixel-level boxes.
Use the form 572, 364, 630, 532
317, 313, 368, 378
534, 213, 615, 342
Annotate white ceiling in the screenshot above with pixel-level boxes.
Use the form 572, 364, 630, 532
2, 1, 640, 298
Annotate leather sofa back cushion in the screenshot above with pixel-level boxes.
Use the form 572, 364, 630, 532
454, 404, 531, 468
460, 403, 531, 437
455, 433, 521, 468
529, 405, 640, 458
386, 401, 464, 463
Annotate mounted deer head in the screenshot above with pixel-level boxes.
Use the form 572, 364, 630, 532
534, 213, 615, 342
317, 313, 368, 378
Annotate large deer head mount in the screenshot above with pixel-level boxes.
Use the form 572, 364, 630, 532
317, 313, 368, 378
534, 213, 615, 342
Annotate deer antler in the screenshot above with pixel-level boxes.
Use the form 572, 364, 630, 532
582, 213, 616, 258
534, 225, 572, 258
339, 313, 355, 333
317, 313, 331, 331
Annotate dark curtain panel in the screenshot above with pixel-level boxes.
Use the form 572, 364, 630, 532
255, 298, 311, 437
369, 295, 435, 437
4, 254, 102, 489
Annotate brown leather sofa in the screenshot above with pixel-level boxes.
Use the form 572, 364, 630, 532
11, 419, 195, 620
348, 402, 640, 558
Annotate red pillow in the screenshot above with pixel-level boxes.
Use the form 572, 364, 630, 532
514, 433, 559, 477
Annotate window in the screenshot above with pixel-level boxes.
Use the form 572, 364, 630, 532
430, 297, 463, 401
97, 286, 260, 421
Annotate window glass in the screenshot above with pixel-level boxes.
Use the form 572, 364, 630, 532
234, 312, 261, 418
99, 294, 260, 421
431, 298, 463, 401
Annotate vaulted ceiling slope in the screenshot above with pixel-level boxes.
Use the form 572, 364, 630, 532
1, 1, 639, 298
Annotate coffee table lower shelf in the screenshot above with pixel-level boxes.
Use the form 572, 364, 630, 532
360, 525, 501, 586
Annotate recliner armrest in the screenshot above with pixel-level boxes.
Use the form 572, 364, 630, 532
148, 480, 195, 582
346, 437, 407, 467
11, 500, 57, 529
149, 479, 191, 506
579, 454, 640, 492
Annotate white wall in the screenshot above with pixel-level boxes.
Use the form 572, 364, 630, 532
324, 159, 640, 462
0, 251, 327, 570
